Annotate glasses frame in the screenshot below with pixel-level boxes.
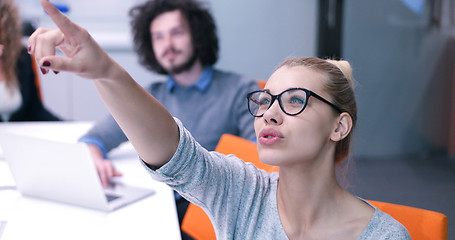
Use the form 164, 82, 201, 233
247, 88, 343, 117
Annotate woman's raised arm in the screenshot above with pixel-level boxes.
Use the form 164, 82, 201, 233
28, 0, 179, 167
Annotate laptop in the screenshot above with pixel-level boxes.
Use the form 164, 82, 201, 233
0, 130, 155, 212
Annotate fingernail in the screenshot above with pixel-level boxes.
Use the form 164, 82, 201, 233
42, 61, 51, 67
53, 70, 60, 75
40, 68, 46, 75
27, 45, 31, 53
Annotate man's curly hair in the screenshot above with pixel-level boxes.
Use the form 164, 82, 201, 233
129, 0, 219, 74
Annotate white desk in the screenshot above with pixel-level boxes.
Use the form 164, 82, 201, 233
0, 122, 181, 240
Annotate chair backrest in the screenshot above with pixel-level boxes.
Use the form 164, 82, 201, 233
368, 200, 448, 240
181, 134, 277, 239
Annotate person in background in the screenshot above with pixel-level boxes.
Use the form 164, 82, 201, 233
30, 0, 411, 238
0, 0, 61, 122
77, 0, 258, 233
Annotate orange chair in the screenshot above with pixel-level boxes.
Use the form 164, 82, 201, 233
181, 134, 277, 239
368, 200, 448, 240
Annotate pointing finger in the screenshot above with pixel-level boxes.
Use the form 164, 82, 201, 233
40, 0, 80, 38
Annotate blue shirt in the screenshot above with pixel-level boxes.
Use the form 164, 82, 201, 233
166, 66, 213, 93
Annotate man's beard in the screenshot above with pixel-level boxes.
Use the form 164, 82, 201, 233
166, 51, 198, 74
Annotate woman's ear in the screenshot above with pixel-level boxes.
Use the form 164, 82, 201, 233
330, 112, 352, 142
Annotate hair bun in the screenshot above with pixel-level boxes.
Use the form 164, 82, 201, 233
326, 59, 354, 88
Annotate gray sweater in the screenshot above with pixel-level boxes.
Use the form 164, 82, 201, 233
145, 119, 411, 239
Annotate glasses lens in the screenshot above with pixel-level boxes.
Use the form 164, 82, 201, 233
248, 91, 271, 116
281, 89, 308, 115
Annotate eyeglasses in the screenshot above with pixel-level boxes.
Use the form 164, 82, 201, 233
247, 88, 342, 117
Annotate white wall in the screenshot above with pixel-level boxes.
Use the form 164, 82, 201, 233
18, 0, 317, 121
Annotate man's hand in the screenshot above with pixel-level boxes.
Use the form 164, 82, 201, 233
87, 144, 122, 187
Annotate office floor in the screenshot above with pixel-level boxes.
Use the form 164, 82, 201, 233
347, 155, 455, 239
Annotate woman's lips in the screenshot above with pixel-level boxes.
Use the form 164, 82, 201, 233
258, 128, 283, 145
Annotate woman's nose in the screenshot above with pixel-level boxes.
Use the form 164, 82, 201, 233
262, 100, 283, 125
